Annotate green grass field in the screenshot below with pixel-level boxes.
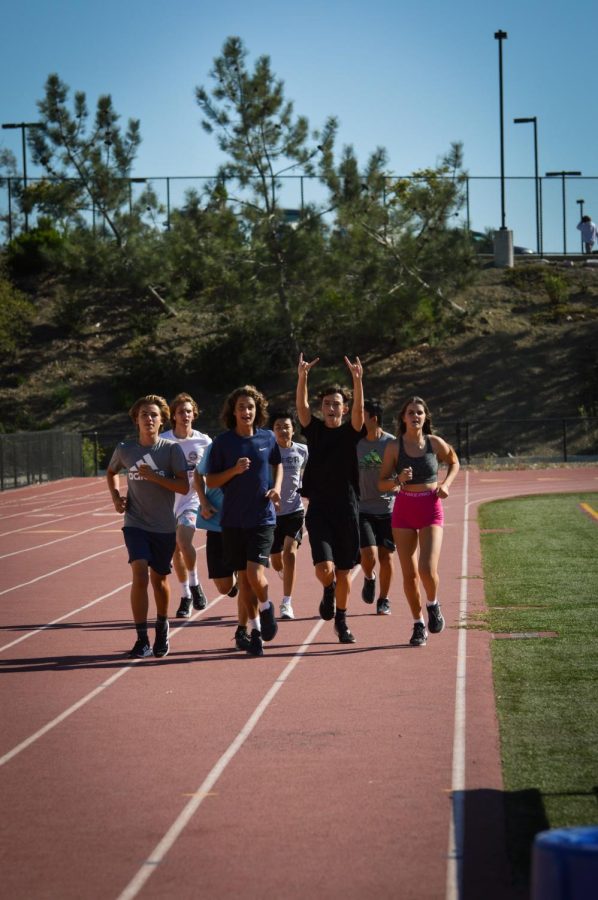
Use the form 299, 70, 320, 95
478, 492, 598, 885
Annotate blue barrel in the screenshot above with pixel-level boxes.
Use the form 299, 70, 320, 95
531, 827, 598, 900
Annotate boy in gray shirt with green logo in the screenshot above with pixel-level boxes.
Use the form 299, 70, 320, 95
107, 394, 189, 659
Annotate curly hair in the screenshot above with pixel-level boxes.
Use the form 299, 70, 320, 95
220, 385, 269, 430
128, 394, 170, 430
397, 396, 434, 435
169, 392, 199, 424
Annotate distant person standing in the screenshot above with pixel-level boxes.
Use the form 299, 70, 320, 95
106, 395, 189, 659
577, 215, 598, 254
161, 393, 212, 618
357, 399, 396, 616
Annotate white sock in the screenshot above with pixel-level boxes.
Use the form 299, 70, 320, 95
366, 573, 376, 581
189, 570, 198, 587
258, 599, 271, 612
180, 581, 191, 598
426, 599, 439, 608
248, 617, 260, 631
282, 596, 292, 604
414, 616, 425, 625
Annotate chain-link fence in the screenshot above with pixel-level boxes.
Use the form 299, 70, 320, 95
0, 431, 84, 490
3, 173, 598, 255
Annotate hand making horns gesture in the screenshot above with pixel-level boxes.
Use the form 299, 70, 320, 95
344, 355, 363, 380
297, 353, 320, 376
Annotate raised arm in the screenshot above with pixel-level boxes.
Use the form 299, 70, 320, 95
345, 355, 364, 432
296, 353, 319, 429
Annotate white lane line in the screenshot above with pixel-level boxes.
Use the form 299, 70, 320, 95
0, 505, 114, 538
446, 468, 469, 900
0, 544, 122, 597
0, 582, 131, 653
0, 597, 226, 767
0, 519, 122, 560
116, 617, 326, 900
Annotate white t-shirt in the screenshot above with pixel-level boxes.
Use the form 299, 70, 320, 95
161, 428, 212, 515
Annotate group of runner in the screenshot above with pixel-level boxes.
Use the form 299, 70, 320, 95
106, 355, 460, 659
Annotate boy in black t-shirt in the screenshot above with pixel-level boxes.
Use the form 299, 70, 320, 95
296, 354, 365, 643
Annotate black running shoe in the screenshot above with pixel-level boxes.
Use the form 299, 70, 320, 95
409, 622, 428, 647
153, 620, 170, 658
427, 602, 445, 634
227, 575, 239, 598
247, 628, 264, 657
334, 618, 356, 644
361, 576, 376, 604
234, 625, 251, 651
190, 584, 207, 610
176, 596, 192, 618
376, 598, 391, 615
319, 580, 336, 620
259, 601, 278, 642
129, 638, 152, 659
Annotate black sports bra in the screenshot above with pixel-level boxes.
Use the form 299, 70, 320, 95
397, 435, 438, 485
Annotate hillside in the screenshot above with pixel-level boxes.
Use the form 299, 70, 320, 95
2, 260, 598, 460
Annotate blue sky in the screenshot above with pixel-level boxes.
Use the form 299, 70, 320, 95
2, 0, 597, 252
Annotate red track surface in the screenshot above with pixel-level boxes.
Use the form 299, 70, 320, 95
1, 468, 596, 899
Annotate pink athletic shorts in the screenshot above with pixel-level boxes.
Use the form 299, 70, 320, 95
391, 490, 444, 530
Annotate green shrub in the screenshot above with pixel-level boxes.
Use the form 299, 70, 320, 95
0, 277, 35, 356
5, 224, 64, 278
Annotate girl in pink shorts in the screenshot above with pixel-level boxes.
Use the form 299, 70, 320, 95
378, 397, 459, 647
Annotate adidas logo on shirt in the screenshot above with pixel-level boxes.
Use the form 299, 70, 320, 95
128, 454, 165, 481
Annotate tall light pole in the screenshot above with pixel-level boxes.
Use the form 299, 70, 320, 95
514, 117, 541, 254
2, 121, 44, 232
576, 198, 585, 252
494, 30, 508, 231
545, 171, 582, 254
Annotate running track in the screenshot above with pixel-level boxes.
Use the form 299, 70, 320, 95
1, 468, 596, 900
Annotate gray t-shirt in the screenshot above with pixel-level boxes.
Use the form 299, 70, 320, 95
108, 438, 187, 532
357, 431, 396, 515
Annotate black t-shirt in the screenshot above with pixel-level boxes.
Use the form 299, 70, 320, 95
301, 417, 366, 504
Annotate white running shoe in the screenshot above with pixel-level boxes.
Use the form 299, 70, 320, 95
280, 602, 295, 620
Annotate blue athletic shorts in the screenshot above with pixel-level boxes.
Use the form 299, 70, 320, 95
122, 527, 176, 576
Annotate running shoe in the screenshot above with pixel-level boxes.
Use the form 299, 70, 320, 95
280, 602, 295, 620
153, 620, 170, 658
129, 638, 152, 659
361, 576, 376, 605
259, 601, 278, 642
319, 580, 336, 621
409, 622, 428, 647
190, 584, 207, 611
376, 598, 391, 615
176, 596, 192, 618
234, 625, 251, 651
427, 602, 445, 634
247, 628, 264, 657
227, 575, 239, 598
334, 618, 356, 644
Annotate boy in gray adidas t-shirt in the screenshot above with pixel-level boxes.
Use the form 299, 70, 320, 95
106, 394, 188, 660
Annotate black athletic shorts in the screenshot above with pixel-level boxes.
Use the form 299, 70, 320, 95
359, 513, 396, 552
305, 499, 360, 571
271, 510, 305, 555
205, 530, 234, 580
222, 525, 275, 572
